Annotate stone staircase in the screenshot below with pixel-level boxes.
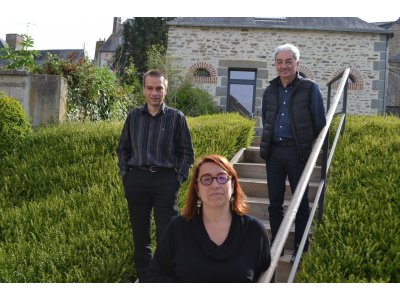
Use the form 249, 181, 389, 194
231, 136, 321, 282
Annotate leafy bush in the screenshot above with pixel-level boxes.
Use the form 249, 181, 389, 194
0, 113, 254, 282
0, 35, 38, 72
297, 115, 400, 282
35, 54, 141, 121
0, 93, 32, 156
170, 82, 218, 117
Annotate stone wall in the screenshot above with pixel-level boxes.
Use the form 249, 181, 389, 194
388, 23, 400, 107
387, 61, 400, 107
0, 71, 68, 126
388, 23, 400, 56
167, 26, 389, 133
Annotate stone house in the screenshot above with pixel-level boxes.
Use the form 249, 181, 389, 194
376, 18, 400, 114
95, 17, 124, 68
166, 17, 394, 134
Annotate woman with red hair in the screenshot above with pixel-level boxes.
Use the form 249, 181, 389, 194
147, 155, 271, 282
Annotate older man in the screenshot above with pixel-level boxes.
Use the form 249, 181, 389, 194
260, 44, 326, 263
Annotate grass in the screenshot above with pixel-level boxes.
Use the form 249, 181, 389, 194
297, 115, 400, 282
2, 113, 397, 282
0, 113, 254, 282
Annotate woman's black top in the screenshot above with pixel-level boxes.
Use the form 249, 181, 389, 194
146, 213, 271, 282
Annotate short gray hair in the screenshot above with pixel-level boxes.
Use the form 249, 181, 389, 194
274, 44, 300, 61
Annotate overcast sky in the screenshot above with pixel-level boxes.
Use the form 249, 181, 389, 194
0, 0, 398, 60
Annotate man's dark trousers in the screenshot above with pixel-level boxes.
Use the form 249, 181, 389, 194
266, 144, 310, 251
123, 168, 180, 282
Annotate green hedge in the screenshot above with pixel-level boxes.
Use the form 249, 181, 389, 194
297, 115, 400, 282
0, 93, 32, 156
188, 113, 255, 160
0, 113, 254, 282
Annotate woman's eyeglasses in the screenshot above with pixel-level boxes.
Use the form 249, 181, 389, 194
198, 173, 231, 186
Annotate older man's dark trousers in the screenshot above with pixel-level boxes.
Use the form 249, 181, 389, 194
123, 168, 180, 282
266, 144, 310, 252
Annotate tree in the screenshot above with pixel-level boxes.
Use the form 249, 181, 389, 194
0, 34, 39, 72
113, 17, 175, 77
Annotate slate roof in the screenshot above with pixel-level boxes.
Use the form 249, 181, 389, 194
168, 17, 393, 35
99, 18, 125, 53
99, 33, 121, 52
0, 38, 7, 49
374, 17, 400, 29
1, 48, 87, 68
35, 49, 86, 65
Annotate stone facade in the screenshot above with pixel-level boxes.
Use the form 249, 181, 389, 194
388, 23, 400, 56
167, 18, 393, 134
96, 17, 123, 68
386, 22, 400, 108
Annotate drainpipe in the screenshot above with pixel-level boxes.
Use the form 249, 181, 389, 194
383, 34, 390, 114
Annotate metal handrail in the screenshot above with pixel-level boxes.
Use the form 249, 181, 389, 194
258, 68, 351, 283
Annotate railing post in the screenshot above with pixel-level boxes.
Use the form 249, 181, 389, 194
327, 84, 332, 113
341, 79, 349, 133
318, 131, 329, 221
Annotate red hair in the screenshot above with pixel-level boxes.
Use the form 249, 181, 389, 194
182, 154, 248, 221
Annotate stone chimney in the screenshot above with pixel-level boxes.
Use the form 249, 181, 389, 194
6, 34, 24, 50
94, 39, 105, 66
113, 17, 122, 34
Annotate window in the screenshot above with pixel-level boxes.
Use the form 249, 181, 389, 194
331, 68, 363, 90
194, 68, 211, 77
188, 62, 217, 84
227, 69, 256, 117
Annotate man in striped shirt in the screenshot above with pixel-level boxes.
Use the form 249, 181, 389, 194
117, 69, 194, 282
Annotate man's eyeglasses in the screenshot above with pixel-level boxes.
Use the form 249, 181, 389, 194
198, 173, 231, 186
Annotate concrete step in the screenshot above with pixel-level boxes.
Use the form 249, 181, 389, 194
259, 216, 314, 251
234, 140, 316, 282
243, 146, 265, 164
261, 221, 296, 251
242, 146, 324, 166
246, 197, 269, 220
276, 249, 295, 282
235, 162, 322, 182
246, 196, 316, 222
239, 177, 320, 200
252, 136, 261, 147
266, 250, 306, 282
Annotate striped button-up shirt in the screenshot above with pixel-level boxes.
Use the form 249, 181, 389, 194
116, 103, 194, 182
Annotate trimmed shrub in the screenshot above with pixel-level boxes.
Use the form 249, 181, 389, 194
0, 93, 32, 156
297, 115, 400, 282
188, 113, 254, 159
0, 113, 254, 282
